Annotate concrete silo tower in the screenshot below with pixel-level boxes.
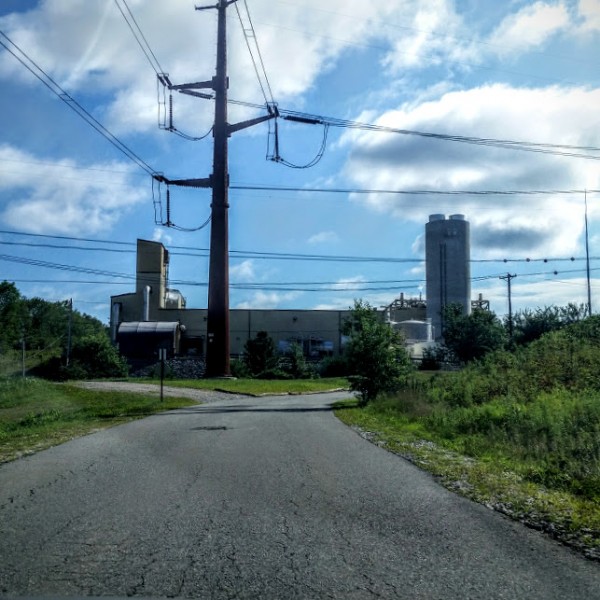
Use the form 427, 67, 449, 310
425, 214, 471, 340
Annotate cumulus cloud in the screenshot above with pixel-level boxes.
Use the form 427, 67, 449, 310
0, 0, 474, 134
234, 290, 301, 309
578, 0, 600, 32
307, 230, 339, 245
230, 259, 257, 282
487, 2, 570, 56
340, 84, 600, 258
475, 277, 598, 315
0, 145, 146, 234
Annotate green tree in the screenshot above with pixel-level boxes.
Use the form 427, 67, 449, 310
243, 331, 277, 376
512, 304, 587, 346
0, 281, 26, 351
343, 299, 413, 406
284, 342, 313, 379
68, 334, 128, 379
442, 303, 506, 363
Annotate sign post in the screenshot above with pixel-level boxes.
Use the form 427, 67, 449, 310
159, 348, 167, 402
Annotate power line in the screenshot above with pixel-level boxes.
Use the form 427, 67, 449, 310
1, 231, 599, 265
235, 0, 275, 106
0, 30, 160, 178
113, 0, 164, 75
214, 96, 600, 160
230, 184, 600, 196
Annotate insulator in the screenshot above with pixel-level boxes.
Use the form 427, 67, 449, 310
166, 188, 171, 226
169, 94, 174, 130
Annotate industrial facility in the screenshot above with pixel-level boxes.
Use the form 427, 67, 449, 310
110, 214, 476, 365
425, 214, 471, 340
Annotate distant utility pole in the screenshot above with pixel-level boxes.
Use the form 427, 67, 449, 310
66, 298, 73, 367
156, 0, 275, 377
585, 190, 593, 316
500, 273, 517, 340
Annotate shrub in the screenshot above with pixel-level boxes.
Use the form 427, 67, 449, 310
343, 299, 413, 406
67, 334, 128, 379
243, 331, 277, 376
318, 355, 350, 377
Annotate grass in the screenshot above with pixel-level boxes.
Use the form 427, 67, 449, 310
132, 376, 349, 396
0, 377, 197, 464
334, 385, 600, 560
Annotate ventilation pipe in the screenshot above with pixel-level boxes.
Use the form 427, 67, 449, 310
111, 302, 121, 342
143, 286, 152, 321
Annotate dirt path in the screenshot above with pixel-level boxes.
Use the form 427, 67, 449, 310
73, 380, 248, 403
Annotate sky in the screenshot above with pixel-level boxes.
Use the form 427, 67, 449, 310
1, 0, 600, 324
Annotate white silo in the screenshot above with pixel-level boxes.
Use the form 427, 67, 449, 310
425, 214, 471, 340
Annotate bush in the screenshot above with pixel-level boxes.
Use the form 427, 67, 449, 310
317, 355, 349, 377
280, 343, 314, 379
67, 334, 128, 379
243, 331, 277, 376
343, 300, 413, 406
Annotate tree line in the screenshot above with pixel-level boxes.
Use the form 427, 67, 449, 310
0, 281, 126, 379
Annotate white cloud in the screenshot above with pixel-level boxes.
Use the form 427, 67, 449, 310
578, 0, 600, 32
476, 277, 598, 315
0, 0, 473, 134
230, 259, 257, 282
487, 2, 570, 56
379, 0, 471, 72
235, 290, 301, 309
307, 230, 339, 245
152, 227, 172, 245
340, 84, 600, 258
0, 145, 146, 234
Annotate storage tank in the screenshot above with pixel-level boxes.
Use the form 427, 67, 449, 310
395, 319, 432, 342
425, 214, 471, 340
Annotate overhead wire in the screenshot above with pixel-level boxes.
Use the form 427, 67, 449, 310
113, 0, 164, 74
0, 30, 160, 179
220, 95, 600, 161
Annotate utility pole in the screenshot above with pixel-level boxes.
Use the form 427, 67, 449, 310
500, 273, 517, 340
585, 190, 593, 316
156, 1, 275, 378
204, 0, 232, 378
66, 298, 73, 367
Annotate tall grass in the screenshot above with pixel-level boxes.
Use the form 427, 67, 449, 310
424, 388, 600, 500
0, 377, 196, 463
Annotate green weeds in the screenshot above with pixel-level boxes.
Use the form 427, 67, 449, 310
0, 377, 196, 463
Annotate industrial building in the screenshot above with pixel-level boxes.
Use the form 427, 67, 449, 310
110, 213, 475, 365
110, 240, 427, 363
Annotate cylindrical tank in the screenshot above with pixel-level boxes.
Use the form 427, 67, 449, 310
425, 214, 471, 340
396, 320, 432, 342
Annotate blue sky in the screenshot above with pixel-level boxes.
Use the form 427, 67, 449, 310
1, 0, 600, 323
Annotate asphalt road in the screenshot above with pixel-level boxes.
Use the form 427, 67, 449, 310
1, 390, 600, 599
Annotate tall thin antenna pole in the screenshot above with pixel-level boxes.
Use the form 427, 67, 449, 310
585, 190, 593, 317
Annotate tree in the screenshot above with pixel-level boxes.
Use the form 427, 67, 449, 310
68, 334, 128, 379
243, 331, 277, 376
0, 281, 26, 351
343, 299, 413, 406
512, 304, 587, 346
442, 303, 506, 363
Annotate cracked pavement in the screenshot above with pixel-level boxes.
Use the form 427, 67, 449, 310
1, 390, 600, 598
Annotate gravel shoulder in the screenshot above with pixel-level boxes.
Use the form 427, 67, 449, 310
73, 380, 249, 403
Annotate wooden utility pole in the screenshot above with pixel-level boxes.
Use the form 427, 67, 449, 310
202, 0, 231, 377
585, 190, 593, 316
157, 1, 276, 377
500, 273, 517, 340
